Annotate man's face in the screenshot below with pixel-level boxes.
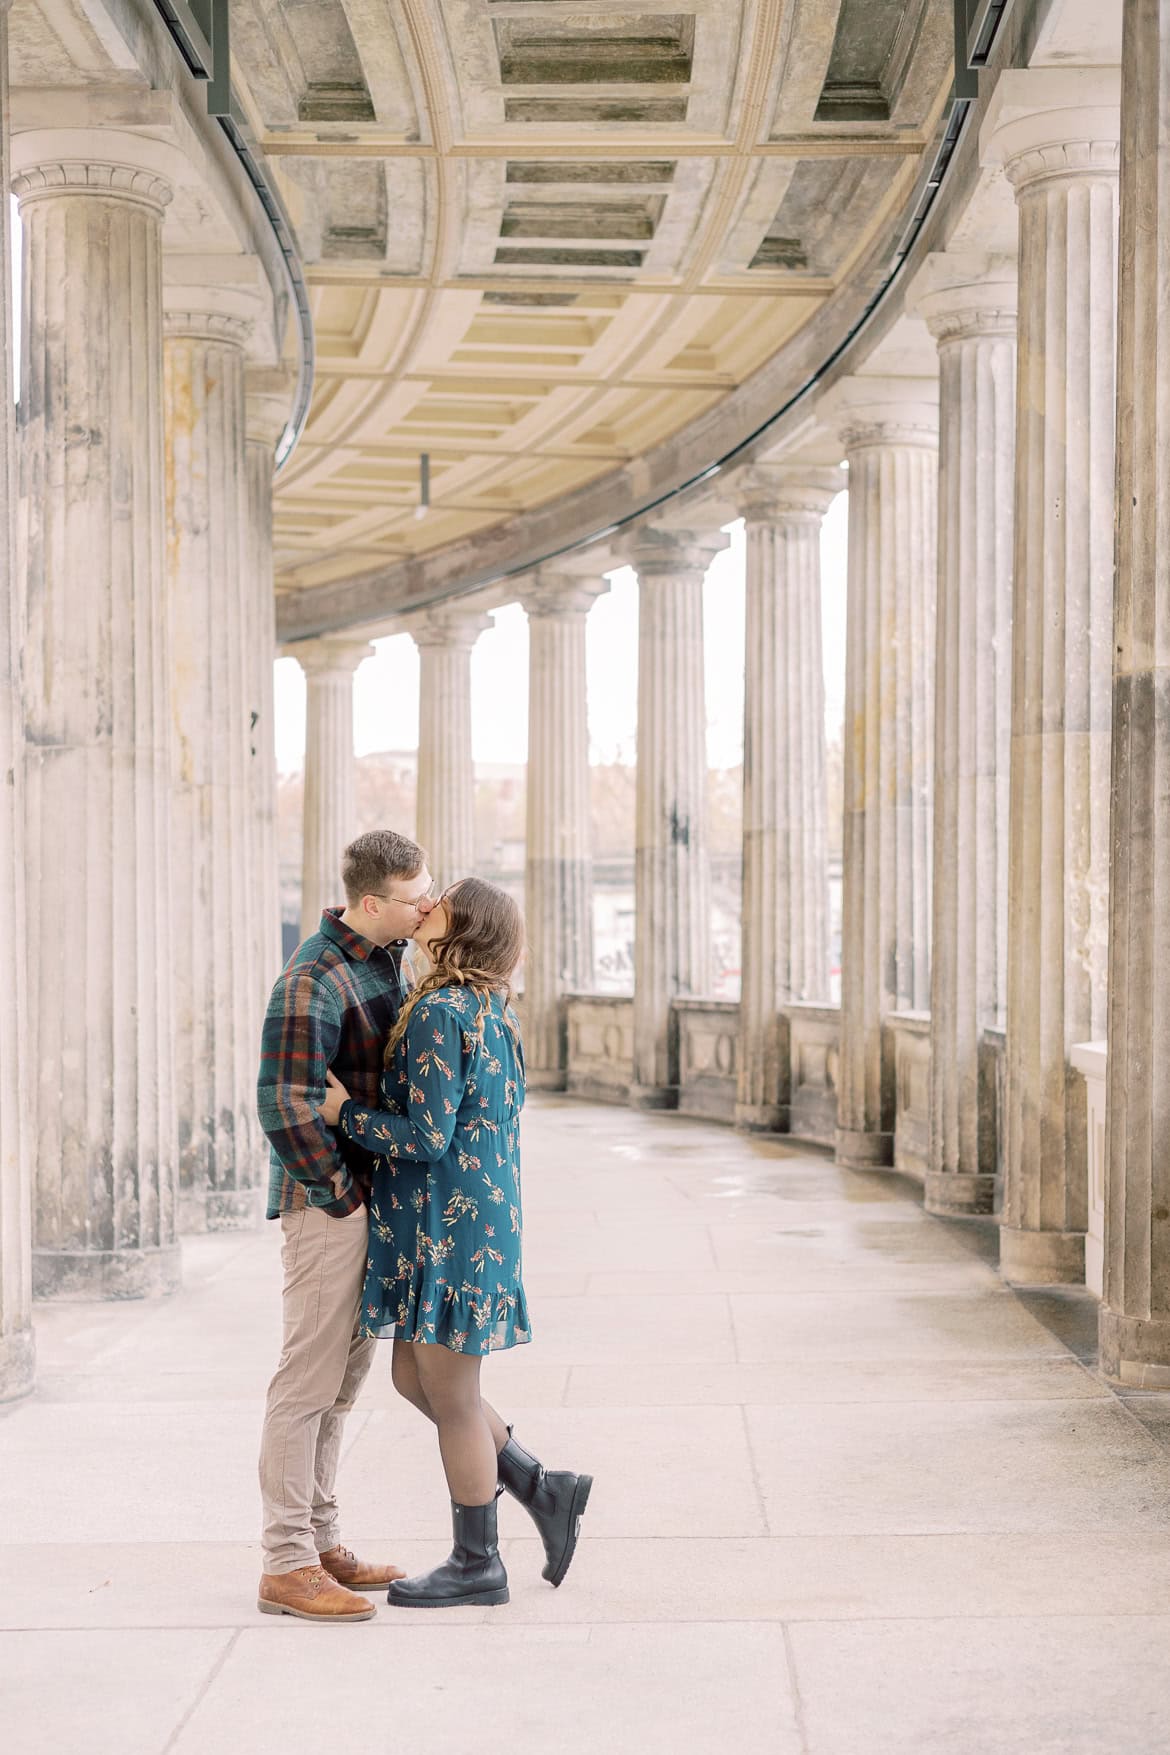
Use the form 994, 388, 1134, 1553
358, 866, 435, 946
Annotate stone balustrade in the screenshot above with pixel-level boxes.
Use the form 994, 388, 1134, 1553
675, 1000, 739, 1121
564, 996, 635, 1104
784, 1004, 841, 1147
891, 1012, 932, 1181
1070, 1042, 1107, 1300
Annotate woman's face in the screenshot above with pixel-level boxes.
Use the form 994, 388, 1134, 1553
413, 895, 450, 953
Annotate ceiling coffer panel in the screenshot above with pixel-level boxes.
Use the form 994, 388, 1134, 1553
282, 0, 375, 121
814, 0, 929, 123
750, 158, 899, 274
493, 14, 695, 83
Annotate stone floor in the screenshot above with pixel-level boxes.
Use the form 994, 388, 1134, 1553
4, 1097, 1170, 1754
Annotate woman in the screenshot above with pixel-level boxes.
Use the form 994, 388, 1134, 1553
320, 876, 591, 1609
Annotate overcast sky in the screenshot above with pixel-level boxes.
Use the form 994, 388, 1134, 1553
274, 493, 850, 775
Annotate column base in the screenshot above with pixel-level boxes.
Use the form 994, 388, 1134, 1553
524, 1068, 569, 1094
33, 1244, 182, 1301
998, 1225, 1085, 1286
0, 1329, 36, 1403
835, 1127, 894, 1170
629, 1082, 679, 1112
925, 1170, 999, 1217
1098, 1308, 1170, 1388
179, 1188, 264, 1234
734, 1101, 790, 1133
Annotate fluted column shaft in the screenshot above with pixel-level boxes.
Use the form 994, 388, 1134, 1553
629, 529, 726, 1108
1100, 3, 1170, 1384
298, 640, 373, 935
0, 1, 33, 1393
245, 374, 287, 992
409, 608, 492, 893
164, 310, 260, 1232
15, 133, 180, 1298
835, 387, 939, 1169
736, 468, 838, 1131
519, 574, 607, 1089
991, 90, 1120, 1283
918, 268, 1018, 1214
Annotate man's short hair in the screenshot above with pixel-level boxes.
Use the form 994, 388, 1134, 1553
341, 830, 427, 904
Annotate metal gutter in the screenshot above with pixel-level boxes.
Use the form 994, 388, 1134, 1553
150, 0, 313, 469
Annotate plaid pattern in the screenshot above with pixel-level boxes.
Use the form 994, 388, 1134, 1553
257, 909, 406, 1219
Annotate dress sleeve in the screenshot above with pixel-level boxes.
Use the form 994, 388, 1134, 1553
339, 997, 467, 1162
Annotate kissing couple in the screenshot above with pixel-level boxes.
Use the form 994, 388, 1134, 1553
253, 828, 591, 1621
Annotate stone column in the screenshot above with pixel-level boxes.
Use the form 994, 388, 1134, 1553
0, 1, 33, 1392
914, 260, 1018, 1214
408, 606, 493, 892
985, 75, 1120, 1282
14, 130, 182, 1297
517, 570, 608, 1088
163, 298, 261, 1232
1099, 6, 1170, 1384
628, 527, 727, 1108
833, 380, 939, 1169
245, 371, 289, 990
297, 639, 373, 936
735, 465, 839, 1131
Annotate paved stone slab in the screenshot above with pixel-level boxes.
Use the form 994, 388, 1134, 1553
170, 1622, 803, 1755
0, 1630, 232, 1755
730, 1288, 1067, 1362
788, 1616, 1170, 1754
745, 1397, 1170, 1534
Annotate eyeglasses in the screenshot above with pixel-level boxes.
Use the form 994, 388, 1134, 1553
382, 880, 436, 910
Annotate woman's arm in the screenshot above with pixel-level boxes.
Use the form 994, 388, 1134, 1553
338, 997, 467, 1162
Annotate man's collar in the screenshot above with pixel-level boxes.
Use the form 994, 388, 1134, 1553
318, 906, 392, 963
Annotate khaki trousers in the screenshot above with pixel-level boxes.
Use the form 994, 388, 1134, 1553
258, 1203, 376, 1574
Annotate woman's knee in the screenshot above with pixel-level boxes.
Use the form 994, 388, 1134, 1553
391, 1340, 423, 1402
415, 1348, 480, 1418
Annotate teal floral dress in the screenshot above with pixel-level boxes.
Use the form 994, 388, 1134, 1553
338, 983, 531, 1356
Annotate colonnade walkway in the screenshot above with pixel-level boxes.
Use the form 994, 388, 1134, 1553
3, 1099, 1170, 1754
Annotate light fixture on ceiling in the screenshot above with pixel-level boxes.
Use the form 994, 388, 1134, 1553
414, 452, 430, 521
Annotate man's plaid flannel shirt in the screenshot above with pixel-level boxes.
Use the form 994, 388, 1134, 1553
258, 908, 406, 1219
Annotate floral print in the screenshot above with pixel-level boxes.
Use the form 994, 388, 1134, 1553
340, 985, 531, 1356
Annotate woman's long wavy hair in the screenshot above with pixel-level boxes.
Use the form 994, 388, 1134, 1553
384, 876, 525, 1064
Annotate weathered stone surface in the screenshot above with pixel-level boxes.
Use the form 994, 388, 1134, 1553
1099, 3, 1170, 1386
830, 378, 939, 1170
0, 0, 33, 1397
914, 258, 1018, 1216
518, 571, 608, 1089
405, 604, 493, 893
627, 526, 727, 1108
164, 307, 262, 1234
296, 638, 374, 934
734, 464, 839, 1131
14, 130, 182, 1301
245, 371, 292, 999
983, 72, 1121, 1285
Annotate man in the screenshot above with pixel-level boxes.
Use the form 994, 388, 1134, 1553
255, 829, 434, 1622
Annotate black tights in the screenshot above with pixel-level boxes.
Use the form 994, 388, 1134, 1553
392, 1339, 509, 1506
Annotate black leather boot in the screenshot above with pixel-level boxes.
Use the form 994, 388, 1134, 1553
497, 1427, 592, 1587
387, 1497, 509, 1609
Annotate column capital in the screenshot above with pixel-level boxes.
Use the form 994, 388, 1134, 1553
402, 603, 494, 651
10, 128, 187, 215
735, 463, 843, 525
290, 636, 375, 678
981, 67, 1122, 196
627, 524, 728, 582
828, 376, 939, 451
909, 252, 1018, 346
516, 568, 609, 619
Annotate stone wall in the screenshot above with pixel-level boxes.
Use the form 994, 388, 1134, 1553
891, 1012, 932, 1180
786, 1003, 841, 1147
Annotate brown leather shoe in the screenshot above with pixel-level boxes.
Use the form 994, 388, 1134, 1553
319, 1543, 407, 1590
257, 1564, 376, 1622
